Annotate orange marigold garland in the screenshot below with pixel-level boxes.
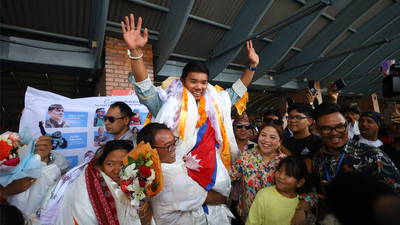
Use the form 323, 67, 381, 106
179, 89, 189, 141
196, 96, 207, 128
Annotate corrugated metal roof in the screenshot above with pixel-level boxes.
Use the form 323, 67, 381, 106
253, 0, 302, 40
190, 0, 246, 26
173, 19, 227, 59
108, 0, 167, 31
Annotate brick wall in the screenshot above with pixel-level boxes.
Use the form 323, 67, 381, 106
95, 37, 154, 96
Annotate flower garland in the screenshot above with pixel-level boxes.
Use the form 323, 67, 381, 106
196, 96, 207, 128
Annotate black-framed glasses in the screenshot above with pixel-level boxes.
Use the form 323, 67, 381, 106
264, 118, 284, 126
235, 124, 252, 130
153, 136, 179, 153
104, 116, 126, 123
317, 124, 347, 134
286, 116, 309, 122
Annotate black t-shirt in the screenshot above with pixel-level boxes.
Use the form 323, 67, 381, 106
282, 134, 324, 160
380, 143, 400, 170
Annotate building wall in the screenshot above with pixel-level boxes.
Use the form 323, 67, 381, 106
96, 37, 154, 96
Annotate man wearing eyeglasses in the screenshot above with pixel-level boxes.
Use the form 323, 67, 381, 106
312, 102, 400, 225
137, 123, 227, 225
105, 102, 137, 146
231, 112, 256, 223
282, 102, 323, 173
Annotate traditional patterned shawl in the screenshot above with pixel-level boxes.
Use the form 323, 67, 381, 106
85, 159, 119, 225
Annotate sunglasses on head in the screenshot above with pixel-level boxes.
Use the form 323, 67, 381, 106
235, 124, 252, 130
264, 118, 284, 126
104, 116, 126, 123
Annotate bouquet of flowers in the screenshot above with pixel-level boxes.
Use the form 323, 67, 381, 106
0, 127, 42, 187
120, 141, 164, 206
0, 130, 27, 164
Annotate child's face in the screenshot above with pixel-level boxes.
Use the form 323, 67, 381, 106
275, 165, 304, 193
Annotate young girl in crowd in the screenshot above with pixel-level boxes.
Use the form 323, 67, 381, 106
246, 156, 313, 225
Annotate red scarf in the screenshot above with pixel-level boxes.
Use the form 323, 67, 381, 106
85, 159, 119, 225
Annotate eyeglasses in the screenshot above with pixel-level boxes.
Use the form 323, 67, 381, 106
235, 124, 252, 130
286, 116, 309, 122
104, 116, 126, 123
264, 118, 284, 126
317, 124, 347, 134
153, 136, 179, 153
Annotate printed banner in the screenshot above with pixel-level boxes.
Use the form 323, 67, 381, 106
20, 87, 148, 168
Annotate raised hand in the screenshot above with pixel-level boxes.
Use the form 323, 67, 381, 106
121, 14, 148, 55
247, 40, 259, 67
34, 136, 52, 163
306, 87, 317, 104
327, 82, 339, 104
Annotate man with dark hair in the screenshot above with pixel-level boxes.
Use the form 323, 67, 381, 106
230, 112, 255, 223
312, 102, 400, 224
105, 101, 136, 145
282, 102, 323, 173
45, 104, 70, 128
137, 123, 228, 224
93, 108, 106, 127
356, 111, 389, 147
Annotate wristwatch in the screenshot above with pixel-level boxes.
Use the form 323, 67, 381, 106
246, 64, 257, 71
296, 206, 308, 215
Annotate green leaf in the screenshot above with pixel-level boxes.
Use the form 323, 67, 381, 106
128, 156, 135, 165
151, 181, 159, 192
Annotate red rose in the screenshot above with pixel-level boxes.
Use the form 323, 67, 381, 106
139, 165, 151, 177
138, 178, 146, 187
1, 158, 20, 166
267, 175, 274, 183
377, 161, 383, 167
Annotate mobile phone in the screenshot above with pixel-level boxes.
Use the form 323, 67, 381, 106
308, 80, 317, 95
331, 79, 346, 91
384, 102, 395, 125
286, 97, 294, 107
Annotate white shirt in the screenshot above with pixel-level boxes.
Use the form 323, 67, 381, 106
358, 135, 383, 148
150, 163, 207, 225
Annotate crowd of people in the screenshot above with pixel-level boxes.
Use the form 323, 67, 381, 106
1, 13, 400, 225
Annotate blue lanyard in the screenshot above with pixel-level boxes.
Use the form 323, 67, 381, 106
323, 152, 345, 183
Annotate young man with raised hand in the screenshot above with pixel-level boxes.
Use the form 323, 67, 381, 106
121, 14, 261, 224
